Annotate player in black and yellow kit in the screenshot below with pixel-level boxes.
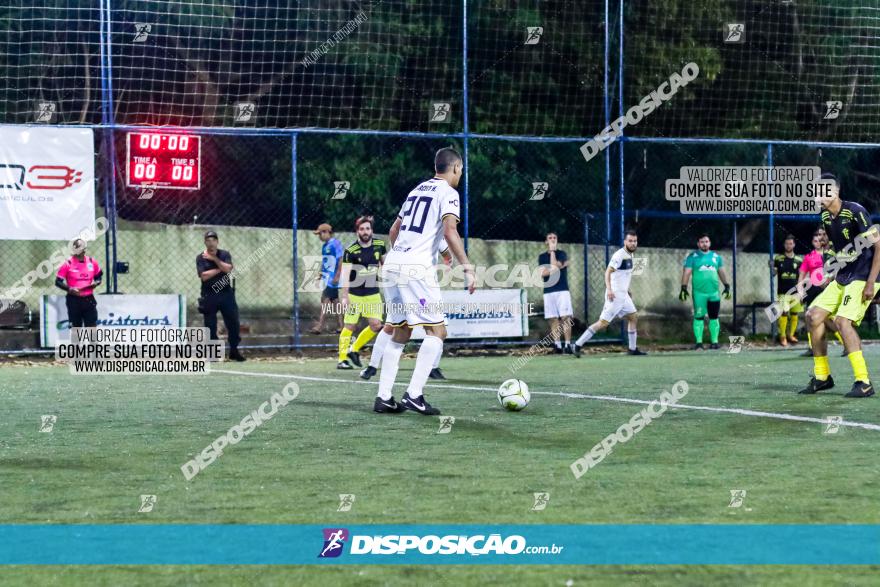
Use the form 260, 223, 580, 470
337, 216, 387, 369
771, 235, 803, 346
799, 173, 879, 398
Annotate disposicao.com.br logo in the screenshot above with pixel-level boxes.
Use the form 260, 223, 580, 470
319, 529, 563, 558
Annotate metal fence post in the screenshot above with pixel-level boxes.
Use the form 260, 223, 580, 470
617, 0, 625, 246
767, 143, 775, 338
583, 212, 590, 321
462, 0, 470, 253
99, 0, 119, 293
101, 129, 113, 294
732, 220, 738, 331
291, 132, 300, 348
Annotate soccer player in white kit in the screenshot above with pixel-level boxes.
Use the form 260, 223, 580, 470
572, 230, 646, 356
360, 240, 452, 381
373, 148, 475, 415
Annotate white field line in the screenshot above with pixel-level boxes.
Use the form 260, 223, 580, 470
213, 368, 880, 433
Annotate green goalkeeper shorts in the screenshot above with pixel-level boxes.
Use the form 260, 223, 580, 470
692, 291, 720, 319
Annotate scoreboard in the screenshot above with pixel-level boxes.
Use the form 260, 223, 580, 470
125, 132, 201, 190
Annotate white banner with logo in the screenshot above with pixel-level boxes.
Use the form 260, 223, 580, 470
40, 294, 186, 347
412, 288, 528, 340
0, 126, 95, 240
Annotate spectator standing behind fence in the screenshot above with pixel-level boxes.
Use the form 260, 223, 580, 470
309, 223, 344, 335
771, 234, 804, 347
55, 238, 102, 329
538, 232, 573, 353
197, 230, 245, 362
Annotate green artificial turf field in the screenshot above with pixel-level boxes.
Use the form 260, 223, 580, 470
2, 344, 879, 584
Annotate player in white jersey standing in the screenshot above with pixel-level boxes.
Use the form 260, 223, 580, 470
373, 147, 475, 415
360, 240, 452, 381
572, 230, 647, 356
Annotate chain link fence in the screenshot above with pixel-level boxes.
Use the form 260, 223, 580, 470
5, 1, 880, 351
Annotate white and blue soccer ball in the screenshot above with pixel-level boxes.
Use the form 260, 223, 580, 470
498, 379, 530, 411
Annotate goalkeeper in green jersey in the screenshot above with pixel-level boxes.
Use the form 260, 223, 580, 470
679, 233, 731, 349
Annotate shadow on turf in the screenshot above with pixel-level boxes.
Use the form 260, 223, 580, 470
294, 396, 576, 450
0, 457, 95, 470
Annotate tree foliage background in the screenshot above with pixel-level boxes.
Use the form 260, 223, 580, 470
3, 0, 880, 251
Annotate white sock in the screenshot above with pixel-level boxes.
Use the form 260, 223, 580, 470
554, 340, 562, 349
377, 341, 404, 401
576, 327, 596, 347
628, 329, 637, 351
368, 329, 391, 368
432, 346, 442, 369
406, 336, 443, 399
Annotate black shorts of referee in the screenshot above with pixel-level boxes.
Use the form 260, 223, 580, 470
66, 294, 98, 328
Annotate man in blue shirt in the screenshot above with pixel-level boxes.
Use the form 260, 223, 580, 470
309, 223, 344, 334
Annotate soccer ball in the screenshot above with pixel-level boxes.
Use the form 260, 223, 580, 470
498, 379, 530, 411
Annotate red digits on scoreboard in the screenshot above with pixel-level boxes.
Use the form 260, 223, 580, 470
136, 133, 192, 152
128, 132, 199, 188
133, 163, 156, 180
171, 166, 194, 181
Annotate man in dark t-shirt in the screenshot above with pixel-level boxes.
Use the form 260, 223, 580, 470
197, 230, 244, 361
537, 232, 573, 353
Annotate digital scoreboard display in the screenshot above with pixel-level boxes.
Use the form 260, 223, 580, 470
126, 132, 201, 190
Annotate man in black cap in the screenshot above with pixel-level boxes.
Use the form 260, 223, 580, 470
197, 230, 245, 361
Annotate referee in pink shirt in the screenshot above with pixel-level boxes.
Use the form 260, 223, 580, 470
55, 239, 102, 328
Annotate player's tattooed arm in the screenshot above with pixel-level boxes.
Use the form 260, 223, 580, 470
861, 239, 880, 301
442, 215, 474, 293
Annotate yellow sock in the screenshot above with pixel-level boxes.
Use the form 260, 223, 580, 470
834, 331, 843, 344
807, 332, 811, 347
813, 355, 830, 381
778, 316, 788, 338
848, 350, 869, 383
351, 327, 377, 352
338, 329, 353, 362
788, 314, 798, 337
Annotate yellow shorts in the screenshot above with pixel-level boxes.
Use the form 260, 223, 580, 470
777, 293, 803, 314
343, 293, 383, 325
811, 280, 873, 326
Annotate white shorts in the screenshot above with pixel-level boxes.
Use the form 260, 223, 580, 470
381, 268, 445, 327
599, 291, 637, 323
543, 290, 573, 319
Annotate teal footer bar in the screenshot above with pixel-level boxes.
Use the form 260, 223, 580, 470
1, 524, 878, 565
